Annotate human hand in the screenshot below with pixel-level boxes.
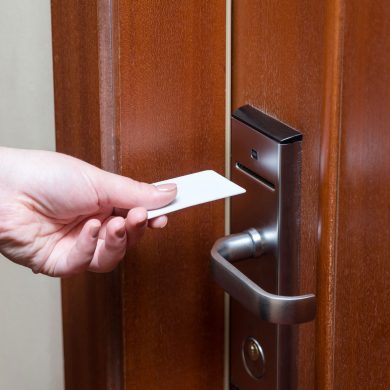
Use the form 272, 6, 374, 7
0, 147, 176, 277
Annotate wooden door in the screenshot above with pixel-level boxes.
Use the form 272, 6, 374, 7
232, 0, 390, 388
52, 1, 225, 389
52, 0, 390, 389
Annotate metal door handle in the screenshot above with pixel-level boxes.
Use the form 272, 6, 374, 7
211, 228, 316, 324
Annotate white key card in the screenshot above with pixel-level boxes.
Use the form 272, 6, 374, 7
147, 170, 246, 219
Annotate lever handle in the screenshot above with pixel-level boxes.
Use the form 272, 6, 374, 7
211, 228, 316, 324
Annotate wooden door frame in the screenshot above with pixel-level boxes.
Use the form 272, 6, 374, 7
52, 1, 226, 389
52, 1, 123, 388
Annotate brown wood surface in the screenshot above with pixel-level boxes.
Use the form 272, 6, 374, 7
232, 1, 326, 387
233, 1, 390, 389
116, 1, 225, 389
51, 1, 123, 389
52, 0, 226, 389
333, 0, 390, 388
316, 0, 344, 388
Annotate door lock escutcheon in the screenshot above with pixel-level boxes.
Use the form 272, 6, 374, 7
211, 105, 316, 389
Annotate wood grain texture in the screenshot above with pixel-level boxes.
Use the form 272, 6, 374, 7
232, 1, 325, 388
316, 0, 344, 388
52, 0, 390, 388
233, 1, 390, 389
333, 0, 390, 388
51, 1, 123, 389
115, 1, 226, 389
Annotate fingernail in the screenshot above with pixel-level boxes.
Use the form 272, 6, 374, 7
90, 225, 100, 238
155, 183, 177, 192
116, 226, 126, 238
157, 216, 168, 228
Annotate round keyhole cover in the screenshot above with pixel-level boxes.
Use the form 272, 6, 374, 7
242, 336, 266, 379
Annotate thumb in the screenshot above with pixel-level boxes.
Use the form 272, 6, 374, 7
92, 169, 177, 210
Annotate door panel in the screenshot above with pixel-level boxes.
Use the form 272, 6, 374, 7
231, 1, 390, 389
334, 1, 390, 388
232, 1, 325, 387
116, 2, 225, 389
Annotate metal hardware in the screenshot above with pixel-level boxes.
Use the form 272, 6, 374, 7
210, 105, 316, 389
211, 230, 316, 324
242, 337, 266, 379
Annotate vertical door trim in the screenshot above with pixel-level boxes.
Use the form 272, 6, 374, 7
97, 0, 118, 173
224, 1, 232, 389
52, 1, 124, 388
97, 1, 124, 389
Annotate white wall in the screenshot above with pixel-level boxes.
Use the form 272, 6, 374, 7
0, 1, 64, 389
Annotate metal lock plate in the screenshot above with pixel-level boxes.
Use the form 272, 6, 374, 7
211, 105, 315, 389
230, 105, 303, 389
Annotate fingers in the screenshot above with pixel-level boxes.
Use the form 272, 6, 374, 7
54, 210, 171, 276
125, 207, 148, 248
88, 217, 127, 273
54, 219, 101, 276
88, 209, 150, 272
125, 208, 168, 236
92, 169, 177, 210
